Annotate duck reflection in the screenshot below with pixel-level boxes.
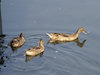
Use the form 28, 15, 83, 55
9, 42, 21, 52
10, 46, 20, 52
47, 38, 86, 48
9, 42, 24, 53
25, 52, 44, 62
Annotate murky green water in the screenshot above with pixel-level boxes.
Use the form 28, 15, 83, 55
0, 0, 100, 75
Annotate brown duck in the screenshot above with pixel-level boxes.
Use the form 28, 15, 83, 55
46, 27, 87, 42
24, 39, 44, 56
9, 33, 25, 48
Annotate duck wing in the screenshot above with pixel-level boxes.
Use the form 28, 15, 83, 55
28, 47, 40, 51
53, 33, 71, 37
13, 37, 20, 42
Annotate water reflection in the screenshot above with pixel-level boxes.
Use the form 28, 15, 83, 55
0, 36, 8, 71
0, 37, 5, 66
0, 0, 6, 70
25, 52, 44, 62
47, 38, 86, 48
10, 46, 20, 52
9, 42, 25, 52
0, 56, 4, 65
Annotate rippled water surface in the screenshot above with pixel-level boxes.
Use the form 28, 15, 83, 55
0, 0, 100, 75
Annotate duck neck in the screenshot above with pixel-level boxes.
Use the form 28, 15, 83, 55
38, 42, 44, 48
74, 29, 80, 39
19, 36, 24, 40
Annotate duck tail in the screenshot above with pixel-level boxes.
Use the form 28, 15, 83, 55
46, 33, 51, 37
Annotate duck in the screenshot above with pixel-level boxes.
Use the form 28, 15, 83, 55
9, 33, 25, 48
46, 27, 86, 42
24, 39, 44, 56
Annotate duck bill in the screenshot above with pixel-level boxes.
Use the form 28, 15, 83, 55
83, 31, 87, 34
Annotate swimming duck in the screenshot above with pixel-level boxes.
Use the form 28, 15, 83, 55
24, 39, 44, 56
9, 33, 25, 48
46, 27, 86, 42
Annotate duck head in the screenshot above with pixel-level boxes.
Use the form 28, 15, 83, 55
19, 33, 24, 38
39, 39, 44, 44
78, 27, 87, 34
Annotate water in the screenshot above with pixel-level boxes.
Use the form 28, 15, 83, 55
0, 0, 100, 75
